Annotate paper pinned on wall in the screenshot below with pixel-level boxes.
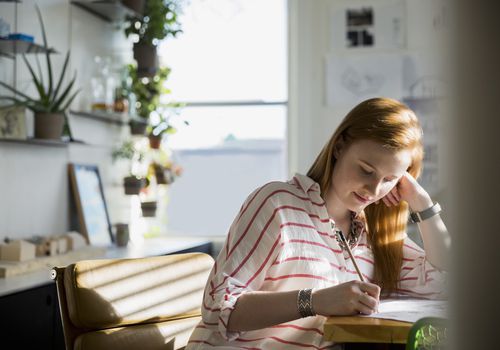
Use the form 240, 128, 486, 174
325, 53, 403, 107
403, 97, 443, 197
402, 53, 447, 99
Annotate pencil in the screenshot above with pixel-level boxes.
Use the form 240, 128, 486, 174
337, 230, 365, 282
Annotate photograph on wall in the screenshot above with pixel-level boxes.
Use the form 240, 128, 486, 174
331, 0, 406, 50
346, 7, 374, 48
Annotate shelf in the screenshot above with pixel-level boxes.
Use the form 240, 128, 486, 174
0, 138, 71, 147
71, 0, 143, 23
0, 39, 56, 57
70, 110, 131, 126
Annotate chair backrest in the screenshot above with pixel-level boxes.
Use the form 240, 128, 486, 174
52, 252, 214, 350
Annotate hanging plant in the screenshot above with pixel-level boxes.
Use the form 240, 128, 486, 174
124, 0, 185, 76
112, 140, 147, 195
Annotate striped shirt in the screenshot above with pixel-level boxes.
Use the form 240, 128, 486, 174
186, 174, 446, 349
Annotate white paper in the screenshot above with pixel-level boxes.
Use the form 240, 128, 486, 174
402, 53, 446, 98
364, 297, 447, 323
402, 97, 443, 196
325, 53, 402, 107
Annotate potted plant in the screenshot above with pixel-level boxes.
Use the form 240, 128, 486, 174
147, 103, 183, 149
112, 140, 147, 195
124, 175, 147, 195
126, 64, 171, 135
124, 0, 184, 77
151, 154, 183, 185
140, 200, 157, 217
0, 6, 79, 140
151, 162, 172, 184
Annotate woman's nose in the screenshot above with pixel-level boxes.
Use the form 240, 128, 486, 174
365, 180, 382, 198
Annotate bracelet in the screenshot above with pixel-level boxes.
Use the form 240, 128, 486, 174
409, 202, 442, 223
297, 288, 316, 318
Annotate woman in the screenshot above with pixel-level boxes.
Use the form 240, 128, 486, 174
186, 97, 450, 349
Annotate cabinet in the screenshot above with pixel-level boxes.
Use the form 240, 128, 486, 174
0, 284, 63, 349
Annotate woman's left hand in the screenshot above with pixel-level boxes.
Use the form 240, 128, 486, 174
378, 172, 433, 212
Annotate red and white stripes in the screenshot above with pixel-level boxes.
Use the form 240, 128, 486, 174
186, 174, 446, 349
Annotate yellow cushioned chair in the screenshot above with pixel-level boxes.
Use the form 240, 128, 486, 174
51, 252, 214, 350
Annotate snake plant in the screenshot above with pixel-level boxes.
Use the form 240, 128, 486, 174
0, 5, 79, 115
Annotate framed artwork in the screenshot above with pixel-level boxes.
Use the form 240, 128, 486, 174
0, 106, 27, 139
68, 163, 114, 246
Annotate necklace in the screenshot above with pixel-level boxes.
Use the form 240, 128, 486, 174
330, 212, 361, 250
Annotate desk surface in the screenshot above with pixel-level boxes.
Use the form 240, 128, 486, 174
0, 236, 212, 297
324, 316, 412, 344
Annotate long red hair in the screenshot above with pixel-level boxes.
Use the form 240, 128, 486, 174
307, 97, 424, 294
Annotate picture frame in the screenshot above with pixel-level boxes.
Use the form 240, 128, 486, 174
68, 163, 114, 246
0, 106, 27, 139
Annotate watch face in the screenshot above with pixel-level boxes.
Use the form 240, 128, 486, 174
410, 212, 420, 223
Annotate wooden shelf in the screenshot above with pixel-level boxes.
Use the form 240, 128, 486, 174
0, 138, 75, 147
0, 39, 56, 57
71, 0, 143, 22
70, 110, 131, 126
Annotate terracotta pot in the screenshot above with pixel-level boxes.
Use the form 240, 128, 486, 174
129, 119, 148, 135
34, 112, 65, 140
122, 0, 146, 14
123, 176, 145, 195
149, 134, 162, 149
141, 201, 157, 217
133, 42, 158, 77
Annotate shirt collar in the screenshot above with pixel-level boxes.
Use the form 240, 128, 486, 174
293, 173, 320, 194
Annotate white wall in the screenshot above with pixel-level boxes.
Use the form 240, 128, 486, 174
288, 0, 447, 174
0, 0, 131, 241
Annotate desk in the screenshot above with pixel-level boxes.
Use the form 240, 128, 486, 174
324, 316, 412, 349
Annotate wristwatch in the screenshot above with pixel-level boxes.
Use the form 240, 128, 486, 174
409, 202, 442, 223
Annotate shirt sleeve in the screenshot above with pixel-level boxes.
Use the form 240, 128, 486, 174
398, 236, 447, 299
200, 184, 284, 341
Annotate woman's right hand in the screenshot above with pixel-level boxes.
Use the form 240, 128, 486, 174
312, 280, 381, 316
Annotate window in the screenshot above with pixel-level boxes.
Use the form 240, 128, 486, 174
159, 0, 288, 236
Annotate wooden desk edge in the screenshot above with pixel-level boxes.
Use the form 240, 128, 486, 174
324, 316, 412, 344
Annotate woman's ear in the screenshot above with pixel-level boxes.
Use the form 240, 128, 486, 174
333, 137, 345, 159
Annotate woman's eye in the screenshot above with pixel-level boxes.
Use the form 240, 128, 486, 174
360, 167, 373, 175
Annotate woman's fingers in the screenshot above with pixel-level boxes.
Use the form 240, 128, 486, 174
359, 282, 381, 299
388, 191, 399, 205
392, 188, 401, 201
357, 301, 375, 315
382, 189, 401, 207
358, 292, 378, 311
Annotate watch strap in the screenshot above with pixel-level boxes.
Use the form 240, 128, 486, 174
410, 202, 442, 223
